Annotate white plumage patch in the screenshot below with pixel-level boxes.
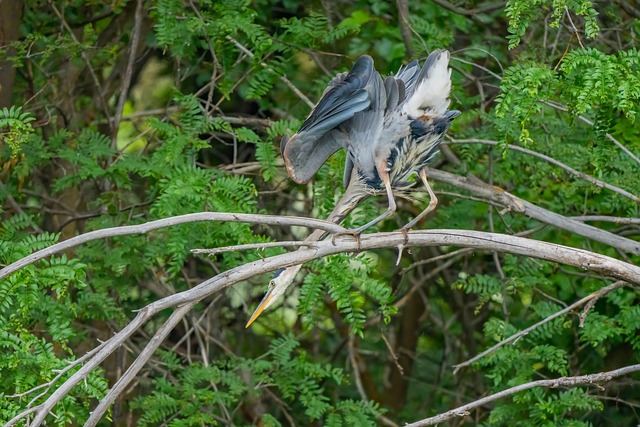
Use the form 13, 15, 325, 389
403, 51, 452, 117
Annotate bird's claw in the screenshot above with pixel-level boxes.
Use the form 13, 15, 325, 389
394, 227, 411, 266
332, 230, 362, 251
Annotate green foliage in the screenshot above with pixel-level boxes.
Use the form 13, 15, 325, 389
0, 215, 109, 424
1, 0, 639, 425
505, 0, 599, 49
297, 253, 397, 336
561, 48, 640, 120
0, 106, 35, 157
132, 335, 381, 425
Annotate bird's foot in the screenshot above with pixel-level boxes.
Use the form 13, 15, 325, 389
331, 230, 362, 251
394, 227, 411, 266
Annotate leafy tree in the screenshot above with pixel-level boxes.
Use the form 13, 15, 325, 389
1, 0, 639, 426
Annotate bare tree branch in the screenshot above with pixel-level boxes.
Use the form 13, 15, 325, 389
427, 168, 640, 255
405, 363, 640, 426
0, 213, 347, 280
570, 215, 640, 225
348, 336, 399, 427
111, 0, 144, 147
84, 303, 196, 427
452, 281, 629, 373
444, 138, 640, 203
192, 240, 319, 255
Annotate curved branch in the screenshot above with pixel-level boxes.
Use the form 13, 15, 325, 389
427, 168, 640, 255
405, 363, 640, 426
452, 281, 629, 373
444, 138, 640, 203
0, 212, 347, 280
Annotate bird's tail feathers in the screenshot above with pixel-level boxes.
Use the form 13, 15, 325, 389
403, 49, 453, 117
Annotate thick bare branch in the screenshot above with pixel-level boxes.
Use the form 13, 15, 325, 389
0, 213, 347, 280
427, 168, 640, 255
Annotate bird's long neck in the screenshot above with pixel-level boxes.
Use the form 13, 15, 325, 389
304, 171, 370, 243
273, 173, 370, 304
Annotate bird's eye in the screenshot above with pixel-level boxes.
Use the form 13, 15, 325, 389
269, 280, 275, 287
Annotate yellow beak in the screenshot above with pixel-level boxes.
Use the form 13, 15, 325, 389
245, 289, 275, 328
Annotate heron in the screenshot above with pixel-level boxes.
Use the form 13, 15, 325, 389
246, 50, 459, 327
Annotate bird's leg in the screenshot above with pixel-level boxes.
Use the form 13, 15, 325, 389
400, 168, 438, 231
394, 169, 436, 265
394, 227, 410, 266
348, 163, 396, 234
331, 164, 396, 250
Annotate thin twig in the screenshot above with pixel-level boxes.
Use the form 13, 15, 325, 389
226, 36, 314, 108
347, 337, 398, 427
396, 0, 413, 57
444, 138, 640, 203
543, 100, 640, 166
406, 363, 640, 426
564, 7, 585, 48
47, 0, 113, 132
452, 281, 628, 373
111, 0, 144, 147
570, 215, 640, 224
192, 240, 320, 255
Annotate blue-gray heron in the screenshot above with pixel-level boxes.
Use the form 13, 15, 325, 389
246, 50, 459, 327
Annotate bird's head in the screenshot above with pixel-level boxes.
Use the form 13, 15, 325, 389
245, 266, 299, 328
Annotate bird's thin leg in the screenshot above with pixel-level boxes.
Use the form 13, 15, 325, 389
400, 168, 438, 231
349, 163, 396, 234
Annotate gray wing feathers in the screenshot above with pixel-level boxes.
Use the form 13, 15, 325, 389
344, 71, 386, 181
343, 154, 355, 188
383, 76, 406, 111
395, 60, 419, 96
299, 55, 374, 135
282, 55, 375, 184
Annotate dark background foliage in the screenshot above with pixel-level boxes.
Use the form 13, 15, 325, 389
1, 0, 639, 425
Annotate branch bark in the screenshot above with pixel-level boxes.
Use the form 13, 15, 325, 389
4, 210, 640, 426
452, 281, 629, 373
427, 168, 640, 255
0, 212, 347, 280
405, 363, 640, 426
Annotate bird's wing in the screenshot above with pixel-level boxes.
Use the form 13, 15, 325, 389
395, 59, 419, 98
383, 75, 406, 112
282, 56, 375, 184
343, 69, 386, 183
343, 153, 355, 188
